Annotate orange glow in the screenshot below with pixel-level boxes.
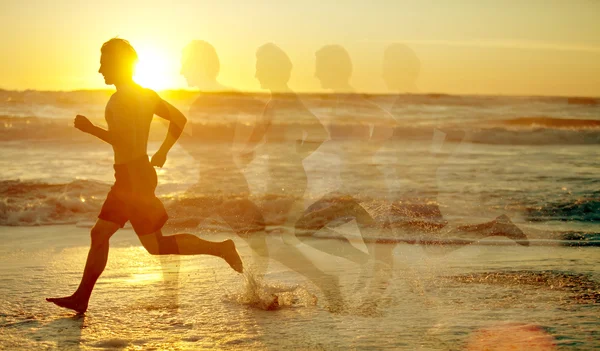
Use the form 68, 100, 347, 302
1, 1, 599, 96
133, 45, 180, 90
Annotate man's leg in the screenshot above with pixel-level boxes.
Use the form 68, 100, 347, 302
294, 198, 374, 264
138, 230, 244, 273
46, 219, 120, 313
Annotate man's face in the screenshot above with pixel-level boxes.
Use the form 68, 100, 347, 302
180, 58, 194, 87
98, 53, 133, 86
98, 54, 117, 85
255, 56, 290, 90
382, 54, 419, 92
314, 57, 336, 90
180, 58, 211, 88
254, 57, 271, 89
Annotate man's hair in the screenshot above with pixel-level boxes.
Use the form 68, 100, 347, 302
183, 40, 220, 78
101, 38, 138, 72
315, 45, 353, 79
256, 43, 293, 81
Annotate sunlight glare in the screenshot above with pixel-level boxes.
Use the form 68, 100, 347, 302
133, 45, 177, 91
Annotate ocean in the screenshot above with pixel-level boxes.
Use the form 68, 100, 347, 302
0, 89, 599, 350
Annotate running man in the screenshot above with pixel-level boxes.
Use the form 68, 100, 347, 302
46, 38, 243, 314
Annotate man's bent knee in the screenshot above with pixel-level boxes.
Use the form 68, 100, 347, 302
158, 235, 179, 255
139, 233, 179, 255
139, 234, 160, 255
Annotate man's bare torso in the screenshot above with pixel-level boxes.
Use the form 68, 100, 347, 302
106, 84, 159, 164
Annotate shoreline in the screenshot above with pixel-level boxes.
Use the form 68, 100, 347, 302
1, 224, 599, 249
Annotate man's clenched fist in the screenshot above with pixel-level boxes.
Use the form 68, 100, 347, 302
74, 115, 94, 133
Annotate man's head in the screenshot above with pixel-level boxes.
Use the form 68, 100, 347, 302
314, 45, 353, 90
180, 40, 220, 87
98, 38, 138, 86
255, 43, 292, 90
382, 43, 420, 92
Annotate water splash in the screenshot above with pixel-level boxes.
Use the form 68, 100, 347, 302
225, 270, 317, 311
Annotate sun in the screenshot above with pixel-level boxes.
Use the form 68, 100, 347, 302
133, 45, 178, 91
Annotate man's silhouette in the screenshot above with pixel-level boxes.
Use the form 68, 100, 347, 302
178, 40, 265, 220
179, 40, 268, 271
293, 45, 396, 313
46, 38, 243, 314
294, 45, 394, 265
241, 43, 344, 311
381, 43, 528, 249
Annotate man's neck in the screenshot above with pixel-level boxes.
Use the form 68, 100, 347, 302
114, 79, 137, 92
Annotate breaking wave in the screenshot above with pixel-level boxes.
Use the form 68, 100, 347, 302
2, 180, 599, 247
526, 198, 600, 223
2, 115, 600, 145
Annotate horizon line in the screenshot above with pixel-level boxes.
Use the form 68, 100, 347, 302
0, 88, 599, 100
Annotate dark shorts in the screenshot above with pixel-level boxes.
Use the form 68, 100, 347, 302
98, 155, 168, 236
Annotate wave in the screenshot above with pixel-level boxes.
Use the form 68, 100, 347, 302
558, 232, 600, 246
444, 270, 600, 303
2, 115, 600, 145
1, 89, 598, 120
0, 179, 110, 226
2, 180, 598, 240
497, 117, 600, 129
467, 128, 600, 145
526, 198, 600, 223
567, 97, 599, 105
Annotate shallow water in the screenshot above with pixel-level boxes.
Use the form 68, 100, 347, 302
1, 91, 599, 349
0, 225, 598, 350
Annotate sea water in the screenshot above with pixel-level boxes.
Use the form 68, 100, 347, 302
0, 90, 599, 349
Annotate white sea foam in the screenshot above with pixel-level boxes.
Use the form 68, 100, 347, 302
224, 269, 317, 310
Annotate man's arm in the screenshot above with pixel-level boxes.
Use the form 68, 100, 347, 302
232, 103, 270, 166
74, 115, 112, 144
152, 99, 188, 167
243, 103, 271, 149
296, 113, 329, 159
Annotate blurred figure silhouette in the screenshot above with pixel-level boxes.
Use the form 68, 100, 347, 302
179, 40, 263, 196
178, 40, 269, 270
380, 44, 448, 237
250, 43, 329, 228
181, 40, 228, 93
294, 45, 394, 265
290, 45, 397, 313
380, 43, 528, 252
382, 43, 420, 95
46, 38, 243, 314
244, 43, 343, 311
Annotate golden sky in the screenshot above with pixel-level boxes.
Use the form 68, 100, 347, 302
1, 0, 599, 96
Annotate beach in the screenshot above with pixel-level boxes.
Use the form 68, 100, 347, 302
1, 91, 599, 350
0, 225, 599, 350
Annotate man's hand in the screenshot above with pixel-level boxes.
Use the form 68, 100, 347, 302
151, 150, 167, 168
237, 149, 255, 167
74, 115, 94, 133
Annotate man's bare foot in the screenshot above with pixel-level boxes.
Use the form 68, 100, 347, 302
457, 214, 529, 246
493, 215, 529, 245
221, 239, 244, 273
46, 295, 88, 314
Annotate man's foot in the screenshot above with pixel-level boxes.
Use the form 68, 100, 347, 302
46, 295, 88, 314
221, 239, 244, 273
493, 215, 528, 243
457, 215, 529, 246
